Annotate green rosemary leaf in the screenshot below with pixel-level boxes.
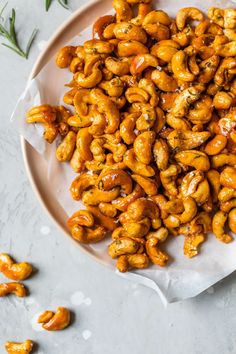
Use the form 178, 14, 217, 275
25, 28, 38, 58
57, 0, 69, 10
45, 0, 52, 11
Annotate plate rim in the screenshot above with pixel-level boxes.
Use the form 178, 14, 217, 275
20, 0, 114, 268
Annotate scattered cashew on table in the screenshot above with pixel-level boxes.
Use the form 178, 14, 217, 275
26, 0, 236, 275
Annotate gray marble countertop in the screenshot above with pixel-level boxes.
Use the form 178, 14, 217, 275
0, 1, 236, 353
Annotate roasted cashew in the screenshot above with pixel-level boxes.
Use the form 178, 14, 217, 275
212, 211, 233, 243
99, 202, 117, 218
220, 166, 236, 189
171, 50, 195, 82
198, 55, 220, 84
117, 253, 149, 272
0, 253, 33, 281
220, 199, 236, 213
214, 41, 236, 57
0, 282, 26, 297
5, 340, 33, 354
93, 15, 115, 39
153, 138, 169, 171
172, 26, 195, 47
108, 237, 140, 258
56, 131, 76, 162
213, 91, 235, 110
70, 173, 98, 201
117, 40, 148, 57
113, 184, 145, 211
105, 57, 130, 76
146, 238, 169, 266
160, 165, 181, 196
151, 194, 168, 219
183, 234, 205, 258
170, 85, 204, 118
218, 187, 236, 202
75, 61, 102, 88
133, 103, 156, 130
70, 148, 85, 173
99, 77, 125, 97
175, 150, 210, 171
214, 58, 236, 86
112, 0, 132, 22
131, 3, 152, 26
211, 153, 236, 168
206, 169, 221, 203
124, 149, 155, 177
82, 187, 120, 206
142, 10, 171, 41
67, 210, 106, 243
113, 22, 147, 43
205, 134, 227, 155
123, 217, 151, 237
176, 7, 204, 31
131, 175, 158, 196
133, 131, 155, 164
178, 197, 198, 224
120, 112, 139, 144
38, 307, 70, 331
228, 208, 236, 233
151, 40, 179, 63
26, 105, 57, 142
208, 7, 224, 27
180, 171, 210, 205
125, 87, 150, 104
56, 46, 76, 68
90, 88, 120, 133
167, 130, 210, 150
98, 169, 132, 195
130, 54, 158, 76
151, 68, 178, 92
188, 95, 213, 125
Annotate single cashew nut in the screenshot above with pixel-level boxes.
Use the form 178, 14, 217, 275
146, 238, 169, 266
117, 254, 149, 272
38, 307, 70, 331
124, 149, 155, 177
98, 169, 133, 195
56, 46, 76, 68
175, 150, 210, 171
228, 208, 236, 233
176, 7, 204, 31
131, 175, 158, 196
212, 211, 233, 243
0, 253, 33, 281
151, 68, 178, 92
133, 131, 156, 164
0, 282, 26, 297
56, 131, 76, 162
183, 234, 205, 258
5, 340, 34, 354
108, 237, 140, 258
220, 166, 236, 189
171, 50, 195, 82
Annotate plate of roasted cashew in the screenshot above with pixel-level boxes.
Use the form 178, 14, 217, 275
15, 0, 236, 302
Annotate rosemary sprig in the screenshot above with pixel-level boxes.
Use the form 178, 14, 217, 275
45, 0, 69, 11
0, 5, 38, 59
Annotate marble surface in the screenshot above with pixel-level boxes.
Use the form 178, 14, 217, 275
1, 0, 236, 353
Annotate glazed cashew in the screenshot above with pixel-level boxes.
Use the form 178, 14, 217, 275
117, 40, 148, 57
146, 238, 169, 266
90, 88, 120, 133
218, 187, 236, 202
183, 234, 205, 258
56, 131, 76, 162
205, 134, 227, 155
124, 149, 155, 177
120, 113, 139, 144
134, 103, 156, 131
213, 91, 235, 110
171, 50, 195, 82
151, 40, 180, 63
38, 307, 70, 331
0, 282, 26, 297
75, 61, 102, 89
105, 57, 130, 76
130, 54, 158, 76
211, 153, 236, 168
131, 175, 158, 196
131, 3, 152, 26
113, 22, 147, 43
206, 169, 221, 203
151, 69, 178, 92
70, 173, 98, 201
167, 130, 210, 150
214, 58, 236, 86
117, 253, 149, 272
108, 237, 140, 258
70, 148, 85, 173
67, 210, 106, 243
228, 208, 236, 233
142, 10, 171, 41
214, 41, 236, 57
113, 184, 145, 211
133, 131, 155, 164
170, 85, 204, 118
5, 340, 33, 354
220, 167, 236, 189
208, 7, 224, 27
176, 8, 204, 31
178, 197, 198, 224
123, 217, 151, 237
99, 202, 117, 218
56, 46, 76, 68
175, 150, 210, 171
0, 253, 33, 281
93, 15, 115, 39
180, 171, 210, 205
98, 169, 132, 195
125, 87, 149, 104
153, 138, 169, 171
99, 77, 125, 97
112, 0, 132, 22
160, 165, 181, 196
188, 95, 213, 125
212, 211, 233, 243
198, 55, 220, 84
82, 187, 120, 206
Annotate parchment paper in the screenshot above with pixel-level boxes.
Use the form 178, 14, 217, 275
11, 0, 236, 304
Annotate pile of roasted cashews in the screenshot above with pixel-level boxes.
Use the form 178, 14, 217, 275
26, 1, 236, 272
